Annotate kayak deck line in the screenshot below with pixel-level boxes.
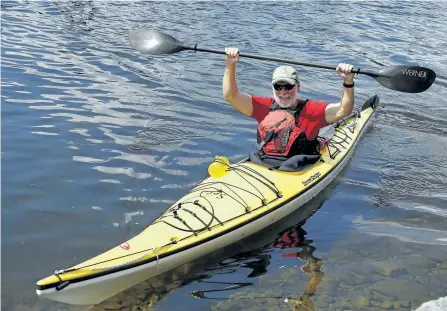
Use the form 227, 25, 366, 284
90, 248, 153, 271
36, 95, 380, 306
155, 162, 282, 234
327, 127, 353, 159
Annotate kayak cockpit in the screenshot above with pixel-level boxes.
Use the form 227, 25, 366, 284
248, 152, 321, 172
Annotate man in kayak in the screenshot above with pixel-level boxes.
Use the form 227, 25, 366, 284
223, 47, 355, 158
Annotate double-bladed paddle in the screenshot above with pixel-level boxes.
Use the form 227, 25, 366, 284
129, 28, 436, 93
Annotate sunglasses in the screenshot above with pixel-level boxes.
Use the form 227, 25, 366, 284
273, 83, 297, 91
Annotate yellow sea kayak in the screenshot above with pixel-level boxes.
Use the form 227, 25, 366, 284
36, 95, 379, 306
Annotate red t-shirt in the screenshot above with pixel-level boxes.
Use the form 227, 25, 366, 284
251, 96, 329, 140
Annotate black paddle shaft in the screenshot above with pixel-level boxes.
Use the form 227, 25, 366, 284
184, 45, 341, 71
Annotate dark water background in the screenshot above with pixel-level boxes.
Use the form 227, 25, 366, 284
2, 1, 447, 310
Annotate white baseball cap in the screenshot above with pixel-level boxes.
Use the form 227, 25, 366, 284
272, 66, 299, 85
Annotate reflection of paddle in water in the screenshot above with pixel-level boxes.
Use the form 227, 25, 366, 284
202, 249, 272, 278
190, 225, 324, 311
190, 281, 253, 299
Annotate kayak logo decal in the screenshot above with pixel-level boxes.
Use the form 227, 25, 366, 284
120, 242, 130, 250
401, 69, 427, 80
302, 172, 321, 186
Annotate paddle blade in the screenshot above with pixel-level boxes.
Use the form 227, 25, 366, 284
374, 65, 436, 93
129, 28, 185, 54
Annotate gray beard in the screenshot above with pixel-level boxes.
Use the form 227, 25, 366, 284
273, 92, 298, 108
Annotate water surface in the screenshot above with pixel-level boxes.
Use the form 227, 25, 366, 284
2, 1, 447, 310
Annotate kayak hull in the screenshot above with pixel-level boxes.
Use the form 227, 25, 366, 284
37, 95, 379, 305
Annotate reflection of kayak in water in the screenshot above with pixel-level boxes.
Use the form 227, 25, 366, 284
36, 95, 379, 306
